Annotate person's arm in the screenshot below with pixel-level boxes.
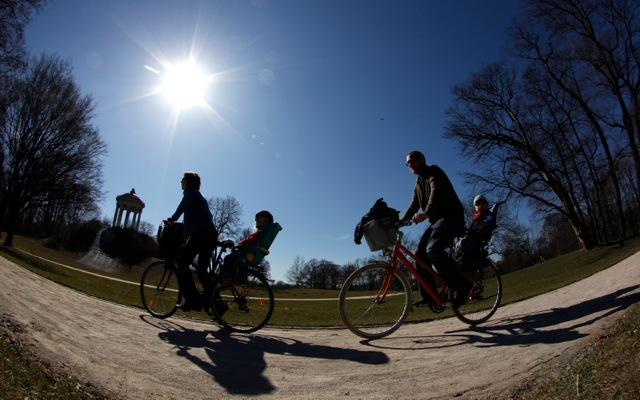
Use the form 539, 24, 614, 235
238, 230, 260, 246
170, 189, 194, 221
400, 184, 421, 221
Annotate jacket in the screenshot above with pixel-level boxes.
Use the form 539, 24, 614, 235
400, 164, 464, 227
171, 187, 216, 237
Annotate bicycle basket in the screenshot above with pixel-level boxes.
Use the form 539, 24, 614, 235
363, 218, 397, 251
157, 222, 184, 253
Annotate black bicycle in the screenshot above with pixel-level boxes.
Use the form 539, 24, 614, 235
140, 221, 277, 333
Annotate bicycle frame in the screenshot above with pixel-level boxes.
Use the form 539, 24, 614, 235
387, 240, 450, 306
339, 223, 503, 338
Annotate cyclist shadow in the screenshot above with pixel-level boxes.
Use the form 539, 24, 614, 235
448, 284, 640, 348
153, 322, 389, 396
361, 285, 640, 351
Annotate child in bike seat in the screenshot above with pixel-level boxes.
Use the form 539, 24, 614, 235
219, 210, 274, 288
457, 195, 496, 269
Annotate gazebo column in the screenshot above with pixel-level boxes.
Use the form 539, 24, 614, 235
113, 189, 146, 231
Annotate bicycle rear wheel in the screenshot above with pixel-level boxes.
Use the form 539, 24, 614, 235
140, 260, 181, 318
211, 267, 274, 333
453, 259, 502, 325
339, 262, 412, 339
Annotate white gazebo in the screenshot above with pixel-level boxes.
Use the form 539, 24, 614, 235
112, 189, 145, 231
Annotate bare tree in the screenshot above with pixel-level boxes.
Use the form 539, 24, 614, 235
207, 195, 243, 239
0, 53, 106, 246
496, 221, 539, 272
285, 255, 306, 287
513, 0, 640, 237
444, 0, 640, 253
0, 0, 45, 80
238, 226, 253, 240
138, 221, 155, 237
535, 212, 581, 258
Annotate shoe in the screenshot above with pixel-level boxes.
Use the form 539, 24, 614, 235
218, 277, 234, 290
453, 280, 473, 308
413, 299, 432, 308
181, 300, 202, 312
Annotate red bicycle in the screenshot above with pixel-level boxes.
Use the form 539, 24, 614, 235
339, 220, 502, 338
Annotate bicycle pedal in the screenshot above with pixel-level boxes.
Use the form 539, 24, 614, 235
430, 303, 446, 313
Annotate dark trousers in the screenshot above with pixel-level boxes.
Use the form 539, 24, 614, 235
220, 253, 236, 278
415, 216, 467, 300
177, 227, 217, 304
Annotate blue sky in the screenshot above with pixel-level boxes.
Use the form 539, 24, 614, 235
25, 0, 523, 282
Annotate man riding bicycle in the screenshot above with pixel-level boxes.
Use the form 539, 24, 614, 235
401, 150, 472, 308
167, 171, 218, 312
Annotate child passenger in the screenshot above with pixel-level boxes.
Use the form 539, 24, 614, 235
219, 210, 274, 288
468, 195, 496, 244
457, 195, 496, 270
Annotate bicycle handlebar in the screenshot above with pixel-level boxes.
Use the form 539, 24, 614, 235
396, 219, 414, 228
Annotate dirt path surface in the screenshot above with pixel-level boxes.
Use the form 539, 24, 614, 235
1, 253, 639, 400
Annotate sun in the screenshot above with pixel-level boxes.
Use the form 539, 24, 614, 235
160, 63, 209, 110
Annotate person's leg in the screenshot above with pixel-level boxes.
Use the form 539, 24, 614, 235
426, 217, 472, 306
218, 253, 238, 288
191, 227, 218, 305
459, 232, 481, 271
177, 237, 202, 310
415, 226, 437, 303
220, 254, 234, 277
425, 217, 466, 289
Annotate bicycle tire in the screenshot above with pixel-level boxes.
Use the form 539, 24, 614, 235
140, 260, 181, 319
453, 259, 502, 325
210, 267, 274, 333
339, 262, 412, 339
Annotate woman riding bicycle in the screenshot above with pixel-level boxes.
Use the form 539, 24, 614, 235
167, 171, 218, 312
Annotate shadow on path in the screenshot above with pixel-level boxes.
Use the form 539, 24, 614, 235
363, 285, 640, 350
140, 317, 389, 396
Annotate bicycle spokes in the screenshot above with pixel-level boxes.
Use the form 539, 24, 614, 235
452, 262, 502, 325
210, 268, 274, 333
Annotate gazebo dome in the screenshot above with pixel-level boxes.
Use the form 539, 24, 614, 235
112, 189, 145, 230
116, 188, 145, 207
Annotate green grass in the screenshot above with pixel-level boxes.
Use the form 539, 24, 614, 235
3, 235, 640, 327
512, 301, 640, 399
1, 234, 639, 399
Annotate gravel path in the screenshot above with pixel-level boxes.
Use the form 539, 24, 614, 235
1, 251, 639, 399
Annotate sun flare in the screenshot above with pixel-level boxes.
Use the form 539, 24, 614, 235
160, 64, 209, 110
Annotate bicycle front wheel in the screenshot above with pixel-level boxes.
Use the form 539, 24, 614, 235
453, 259, 502, 325
339, 262, 412, 339
211, 267, 274, 333
140, 260, 181, 319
